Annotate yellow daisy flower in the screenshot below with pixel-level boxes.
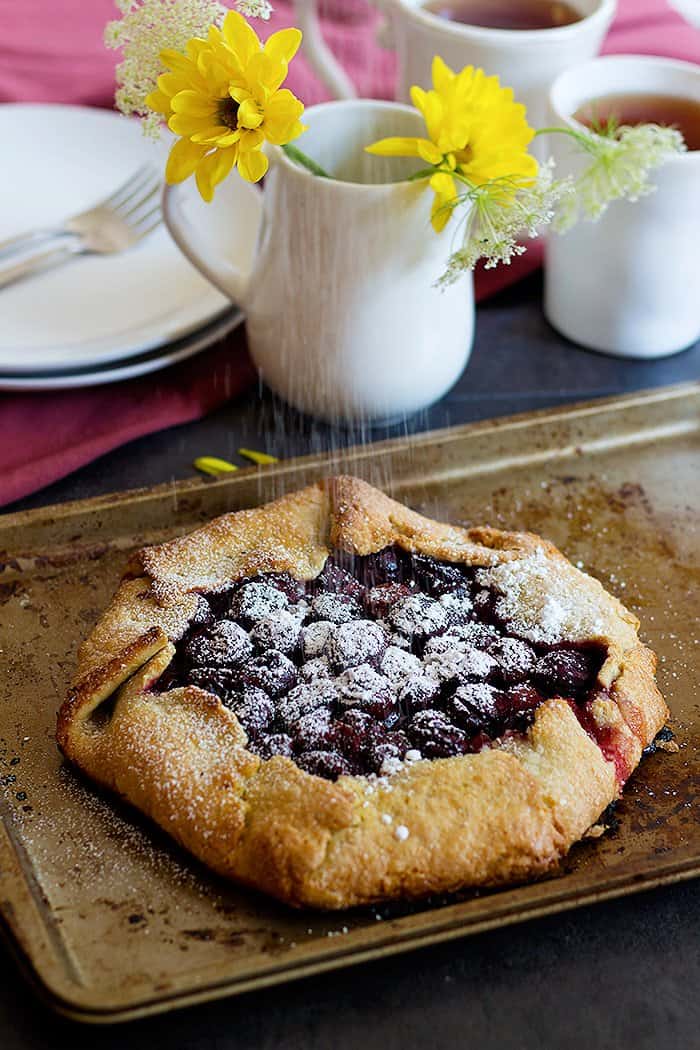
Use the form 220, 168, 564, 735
146, 10, 306, 200
366, 57, 538, 232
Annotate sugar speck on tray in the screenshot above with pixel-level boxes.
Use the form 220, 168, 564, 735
395, 824, 410, 841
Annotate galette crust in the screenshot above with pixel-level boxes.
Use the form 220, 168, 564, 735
57, 477, 668, 909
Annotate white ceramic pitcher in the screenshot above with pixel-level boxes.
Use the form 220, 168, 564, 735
293, 0, 616, 135
163, 99, 474, 423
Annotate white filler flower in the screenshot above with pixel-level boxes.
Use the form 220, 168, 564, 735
438, 161, 571, 283
555, 123, 687, 231
105, 0, 228, 136
234, 0, 274, 18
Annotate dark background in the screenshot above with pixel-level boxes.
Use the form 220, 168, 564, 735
3, 273, 700, 1048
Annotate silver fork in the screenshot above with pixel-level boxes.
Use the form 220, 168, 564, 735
0, 166, 163, 290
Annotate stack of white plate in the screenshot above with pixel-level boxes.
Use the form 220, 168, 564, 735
0, 105, 261, 391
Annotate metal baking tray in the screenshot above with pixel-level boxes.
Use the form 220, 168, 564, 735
1, 383, 698, 1023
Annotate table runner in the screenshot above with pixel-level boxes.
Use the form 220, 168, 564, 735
0, 0, 697, 508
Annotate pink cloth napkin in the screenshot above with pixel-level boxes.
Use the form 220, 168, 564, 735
0, 0, 697, 507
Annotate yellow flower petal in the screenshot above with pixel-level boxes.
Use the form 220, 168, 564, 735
216, 132, 240, 147
170, 90, 217, 118
245, 51, 287, 95
264, 27, 302, 66
238, 128, 265, 152
222, 10, 262, 65
168, 112, 215, 137
410, 85, 429, 118
262, 89, 305, 144
421, 92, 445, 144
416, 139, 443, 165
193, 456, 238, 476
238, 448, 278, 465
192, 127, 239, 146
155, 72, 184, 99
431, 55, 454, 94
286, 120, 306, 143
431, 193, 454, 233
195, 145, 238, 202
165, 138, 209, 184
160, 48, 196, 75
145, 88, 171, 116
365, 136, 424, 157
238, 97, 264, 129
237, 148, 269, 183
430, 171, 456, 197
186, 38, 209, 61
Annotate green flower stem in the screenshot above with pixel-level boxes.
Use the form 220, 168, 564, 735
535, 126, 583, 137
281, 143, 332, 178
406, 166, 438, 182
535, 125, 615, 155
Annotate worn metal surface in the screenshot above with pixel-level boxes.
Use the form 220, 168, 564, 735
0, 383, 698, 1022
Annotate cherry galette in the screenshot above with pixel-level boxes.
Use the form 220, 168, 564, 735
58, 477, 668, 909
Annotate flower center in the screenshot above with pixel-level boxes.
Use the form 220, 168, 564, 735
217, 97, 240, 131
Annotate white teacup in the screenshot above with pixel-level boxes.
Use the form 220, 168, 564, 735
163, 99, 474, 422
544, 55, 700, 359
294, 0, 616, 138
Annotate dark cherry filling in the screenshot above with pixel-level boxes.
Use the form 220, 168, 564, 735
159, 547, 606, 781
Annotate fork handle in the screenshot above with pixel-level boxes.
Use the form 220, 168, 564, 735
0, 228, 77, 261
0, 240, 80, 290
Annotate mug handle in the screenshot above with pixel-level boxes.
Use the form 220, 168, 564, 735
292, 0, 358, 100
162, 182, 253, 306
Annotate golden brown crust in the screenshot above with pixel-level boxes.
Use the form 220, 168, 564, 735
75, 578, 201, 677
139, 483, 331, 603
57, 476, 669, 909
136, 478, 507, 606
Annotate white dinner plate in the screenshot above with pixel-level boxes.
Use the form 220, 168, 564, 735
0, 104, 259, 372
0, 309, 243, 391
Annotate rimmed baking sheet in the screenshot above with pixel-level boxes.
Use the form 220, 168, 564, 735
0, 383, 698, 1022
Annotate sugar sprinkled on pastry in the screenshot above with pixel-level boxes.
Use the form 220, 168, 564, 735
57, 477, 669, 910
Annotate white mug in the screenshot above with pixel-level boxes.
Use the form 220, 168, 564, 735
293, 0, 616, 138
163, 99, 474, 422
544, 55, 700, 359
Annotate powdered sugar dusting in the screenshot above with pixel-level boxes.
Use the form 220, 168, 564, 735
300, 621, 335, 660
424, 645, 497, 683
163, 549, 607, 783
478, 549, 609, 643
380, 646, 422, 685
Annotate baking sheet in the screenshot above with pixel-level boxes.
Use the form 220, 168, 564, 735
0, 383, 698, 1022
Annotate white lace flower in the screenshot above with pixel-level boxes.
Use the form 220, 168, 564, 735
105, 0, 227, 136
554, 123, 686, 232
235, 0, 274, 18
437, 160, 570, 284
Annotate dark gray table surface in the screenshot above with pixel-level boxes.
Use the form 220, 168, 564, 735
2, 273, 699, 1048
